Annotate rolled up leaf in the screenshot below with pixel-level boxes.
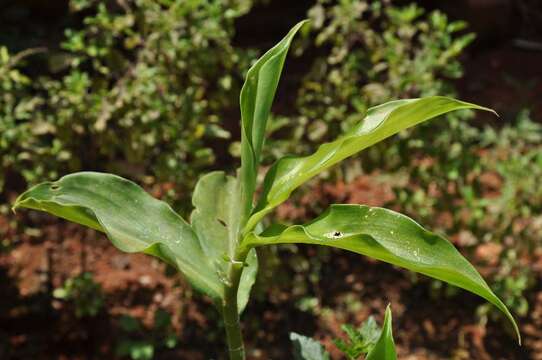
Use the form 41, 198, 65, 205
239, 20, 308, 222
366, 305, 397, 360
14, 172, 224, 301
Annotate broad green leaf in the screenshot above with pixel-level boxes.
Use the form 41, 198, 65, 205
13, 172, 223, 301
239, 20, 308, 222
246, 97, 495, 231
243, 204, 520, 341
190, 171, 258, 313
366, 306, 397, 360
191, 172, 242, 266
290, 332, 330, 360
237, 247, 258, 313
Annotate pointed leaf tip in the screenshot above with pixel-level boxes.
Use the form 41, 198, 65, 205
246, 96, 497, 231
239, 19, 309, 222
366, 305, 396, 360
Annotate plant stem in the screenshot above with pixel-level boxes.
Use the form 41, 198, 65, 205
222, 247, 249, 360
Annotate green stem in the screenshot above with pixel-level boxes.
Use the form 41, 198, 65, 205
222, 247, 249, 360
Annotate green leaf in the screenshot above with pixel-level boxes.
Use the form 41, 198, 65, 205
246, 97, 495, 231
237, 247, 258, 313
154, 308, 172, 330
129, 342, 154, 360
334, 317, 381, 358
190, 171, 258, 313
13, 172, 223, 301
366, 305, 397, 360
243, 204, 520, 342
239, 20, 308, 222
356, 317, 380, 351
290, 332, 330, 360
191, 172, 242, 267
119, 315, 142, 333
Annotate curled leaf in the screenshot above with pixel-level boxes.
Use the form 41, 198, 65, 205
246, 97, 496, 231
244, 204, 520, 342
14, 172, 223, 301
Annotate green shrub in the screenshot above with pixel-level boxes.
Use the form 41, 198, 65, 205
0, 47, 50, 193
1, 0, 255, 212
262, 0, 475, 166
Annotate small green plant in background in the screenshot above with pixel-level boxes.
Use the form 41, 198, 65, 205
0, 46, 46, 195
14, 21, 520, 359
334, 314, 383, 359
115, 309, 178, 360
290, 332, 330, 360
53, 272, 105, 318
291, 306, 396, 360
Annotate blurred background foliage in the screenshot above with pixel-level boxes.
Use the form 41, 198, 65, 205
1, 0, 256, 212
1, 0, 541, 358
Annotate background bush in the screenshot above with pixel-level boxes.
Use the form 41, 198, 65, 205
1, 0, 256, 212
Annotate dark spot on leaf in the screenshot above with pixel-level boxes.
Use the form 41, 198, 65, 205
333, 231, 343, 238
50, 184, 60, 190
217, 219, 227, 227
221, 254, 230, 262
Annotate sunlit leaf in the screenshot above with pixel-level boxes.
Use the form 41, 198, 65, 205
13, 172, 223, 301
191, 171, 258, 313
243, 204, 520, 341
246, 97, 495, 231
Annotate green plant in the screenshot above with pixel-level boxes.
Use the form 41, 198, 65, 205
0, 46, 48, 194
115, 309, 178, 360
291, 305, 396, 360
14, 21, 520, 359
390, 109, 541, 320
290, 332, 330, 360
53, 272, 105, 318
334, 313, 382, 359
